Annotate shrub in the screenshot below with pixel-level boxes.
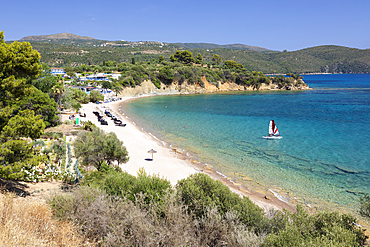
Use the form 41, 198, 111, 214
61, 169, 76, 184
152, 77, 161, 89
21, 164, 63, 182
82, 120, 95, 131
99, 170, 137, 198
49, 186, 112, 242
359, 194, 370, 219
63, 119, 74, 125
176, 173, 267, 233
195, 207, 266, 246
43, 131, 63, 140
158, 66, 174, 85
49, 173, 367, 246
263, 204, 368, 246
1, 192, 85, 246
132, 169, 173, 205
89, 90, 104, 102
80, 169, 108, 187
82, 167, 172, 206
49, 186, 264, 246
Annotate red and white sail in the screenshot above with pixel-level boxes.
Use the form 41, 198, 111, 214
269, 120, 280, 136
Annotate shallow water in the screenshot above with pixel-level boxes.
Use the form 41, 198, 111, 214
121, 74, 370, 213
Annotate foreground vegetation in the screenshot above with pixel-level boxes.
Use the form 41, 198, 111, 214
48, 167, 368, 246
0, 191, 85, 246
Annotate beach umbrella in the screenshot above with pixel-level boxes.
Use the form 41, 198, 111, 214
148, 149, 157, 160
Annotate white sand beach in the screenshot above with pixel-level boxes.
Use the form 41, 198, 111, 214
81, 98, 198, 185
80, 98, 294, 213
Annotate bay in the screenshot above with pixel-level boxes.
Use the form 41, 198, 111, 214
121, 74, 370, 212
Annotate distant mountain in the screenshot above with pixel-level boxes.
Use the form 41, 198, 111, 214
173, 42, 271, 52
16, 32, 370, 73
19, 33, 96, 41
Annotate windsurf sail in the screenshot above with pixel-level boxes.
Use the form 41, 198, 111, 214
269, 120, 280, 136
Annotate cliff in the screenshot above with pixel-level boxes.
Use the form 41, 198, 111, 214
117, 76, 310, 97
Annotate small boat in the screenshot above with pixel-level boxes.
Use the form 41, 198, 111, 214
263, 120, 282, 139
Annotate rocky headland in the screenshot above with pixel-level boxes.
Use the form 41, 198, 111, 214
118, 76, 310, 97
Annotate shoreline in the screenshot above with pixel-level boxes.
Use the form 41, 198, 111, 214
112, 95, 370, 231
81, 96, 295, 213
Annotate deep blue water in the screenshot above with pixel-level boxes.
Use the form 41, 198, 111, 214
121, 74, 370, 212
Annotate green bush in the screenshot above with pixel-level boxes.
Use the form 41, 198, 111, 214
82, 167, 172, 206
176, 173, 267, 233
49, 186, 265, 246
263, 204, 368, 246
43, 131, 63, 140
152, 77, 161, 89
99, 170, 137, 198
88, 90, 104, 103
82, 120, 95, 131
359, 194, 370, 219
132, 169, 173, 205
158, 66, 174, 85
49, 170, 368, 246
80, 170, 108, 187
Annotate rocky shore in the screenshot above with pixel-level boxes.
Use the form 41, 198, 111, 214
117, 76, 310, 97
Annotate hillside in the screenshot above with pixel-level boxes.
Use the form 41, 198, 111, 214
17, 33, 370, 74
19, 32, 96, 41
174, 42, 271, 52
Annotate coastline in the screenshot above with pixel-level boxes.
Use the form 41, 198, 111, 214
110, 95, 370, 233
81, 96, 295, 213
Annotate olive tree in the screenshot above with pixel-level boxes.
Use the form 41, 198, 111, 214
89, 90, 104, 102
74, 128, 129, 171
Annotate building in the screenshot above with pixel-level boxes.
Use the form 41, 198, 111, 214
69, 86, 96, 94
110, 73, 121, 80
51, 68, 66, 75
80, 73, 109, 82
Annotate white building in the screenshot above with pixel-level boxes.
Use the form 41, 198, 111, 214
51, 67, 66, 75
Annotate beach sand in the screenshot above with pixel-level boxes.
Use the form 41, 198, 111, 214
80, 98, 295, 213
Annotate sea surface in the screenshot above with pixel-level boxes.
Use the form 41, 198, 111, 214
121, 74, 370, 213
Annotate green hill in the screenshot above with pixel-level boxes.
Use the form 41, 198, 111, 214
174, 42, 271, 52
18, 33, 370, 74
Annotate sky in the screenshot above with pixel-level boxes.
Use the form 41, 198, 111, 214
2, 0, 369, 51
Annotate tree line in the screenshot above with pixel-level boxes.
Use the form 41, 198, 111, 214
64, 51, 304, 91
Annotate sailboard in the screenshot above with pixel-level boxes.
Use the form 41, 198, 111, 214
263, 120, 282, 139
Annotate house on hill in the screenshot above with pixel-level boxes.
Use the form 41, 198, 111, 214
69, 86, 96, 93
51, 67, 66, 75
80, 73, 109, 82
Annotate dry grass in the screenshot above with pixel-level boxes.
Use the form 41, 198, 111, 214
0, 191, 90, 246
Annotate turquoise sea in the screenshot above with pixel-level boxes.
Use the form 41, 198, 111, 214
121, 74, 370, 213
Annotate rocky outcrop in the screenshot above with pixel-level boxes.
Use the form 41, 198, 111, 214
117, 76, 310, 97
259, 79, 310, 91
